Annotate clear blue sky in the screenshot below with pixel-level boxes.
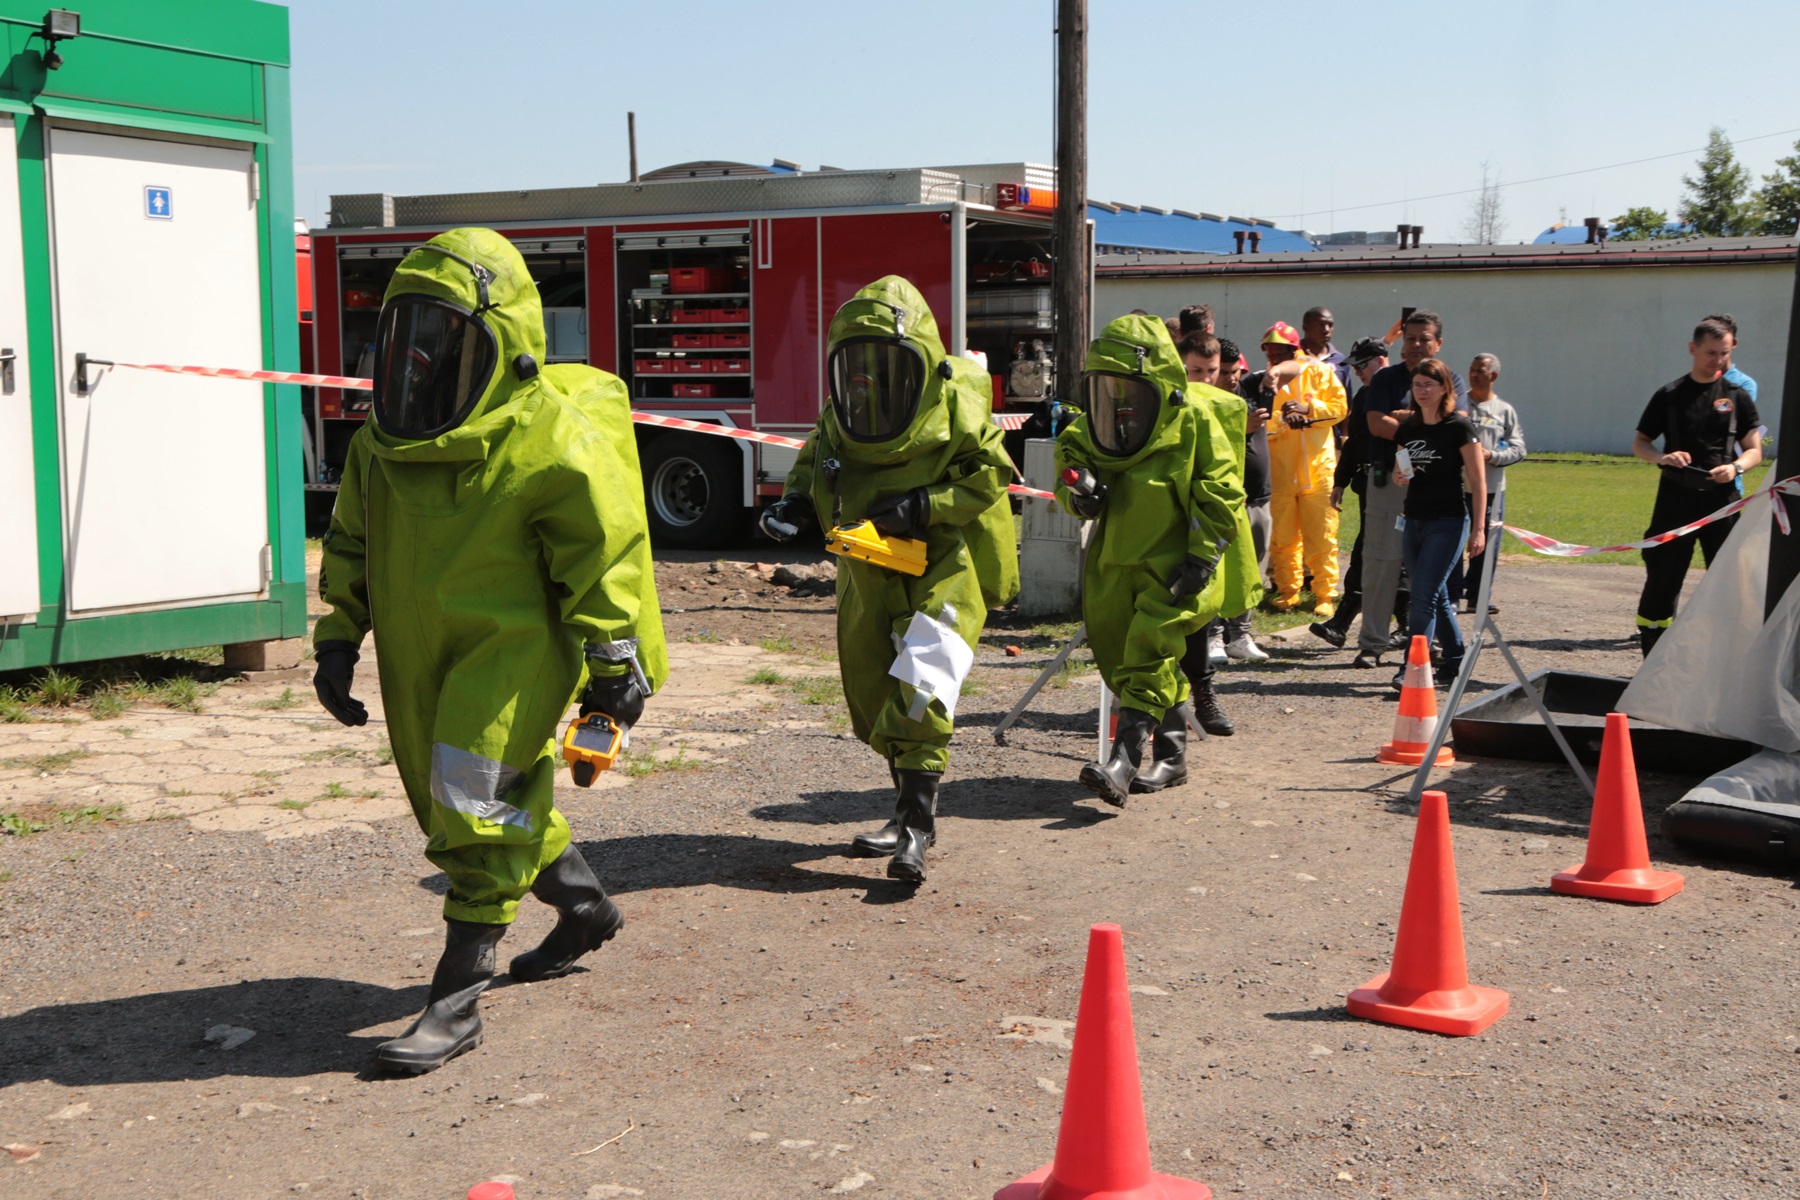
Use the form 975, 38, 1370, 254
288, 0, 1800, 241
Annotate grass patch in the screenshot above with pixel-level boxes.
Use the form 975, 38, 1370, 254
0, 685, 31, 723
746, 667, 788, 686
826, 710, 853, 733
1493, 456, 1772, 567
252, 769, 282, 780
275, 798, 312, 811
87, 692, 128, 720
757, 635, 799, 654
258, 687, 303, 710
165, 789, 193, 798
960, 677, 989, 698
302, 747, 363, 763
373, 739, 395, 767
318, 782, 350, 799
785, 676, 841, 706
2, 748, 91, 775
1047, 652, 1097, 690
623, 745, 706, 778
0, 802, 121, 837
0, 650, 230, 720
682, 629, 721, 643
360, 786, 383, 798
33, 668, 83, 707
0, 871, 12, 883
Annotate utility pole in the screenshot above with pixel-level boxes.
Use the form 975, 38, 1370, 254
1053, 0, 1087, 406
1767, 244, 1800, 616
628, 112, 640, 183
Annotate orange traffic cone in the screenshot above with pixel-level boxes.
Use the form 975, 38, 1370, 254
1551, 712, 1685, 904
1347, 790, 1509, 1037
1377, 635, 1455, 766
994, 923, 1211, 1200
467, 1184, 514, 1200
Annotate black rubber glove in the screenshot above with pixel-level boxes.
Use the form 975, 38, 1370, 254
758, 493, 814, 542
1067, 485, 1106, 519
581, 671, 646, 734
865, 487, 930, 539
312, 641, 368, 727
1165, 554, 1219, 602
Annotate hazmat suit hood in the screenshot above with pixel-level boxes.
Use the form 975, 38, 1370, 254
1070, 314, 1189, 470
370, 227, 547, 458
823, 276, 952, 465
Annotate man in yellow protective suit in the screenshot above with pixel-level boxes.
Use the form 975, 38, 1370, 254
760, 276, 1016, 884
313, 228, 667, 1073
1259, 321, 1348, 615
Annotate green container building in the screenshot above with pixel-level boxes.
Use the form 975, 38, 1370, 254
0, 0, 306, 673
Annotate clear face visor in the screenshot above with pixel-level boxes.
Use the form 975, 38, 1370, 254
1082, 371, 1162, 456
828, 338, 926, 441
372, 295, 499, 439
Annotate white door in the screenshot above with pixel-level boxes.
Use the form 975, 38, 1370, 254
50, 126, 268, 614
0, 117, 38, 620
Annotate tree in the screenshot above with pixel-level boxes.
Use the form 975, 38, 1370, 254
1677, 127, 1753, 236
1609, 206, 1671, 241
1755, 138, 1800, 235
1460, 160, 1507, 243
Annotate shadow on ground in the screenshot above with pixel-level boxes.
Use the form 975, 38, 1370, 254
0, 977, 424, 1087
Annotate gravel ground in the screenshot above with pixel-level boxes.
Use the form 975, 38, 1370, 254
1, 550, 1795, 1200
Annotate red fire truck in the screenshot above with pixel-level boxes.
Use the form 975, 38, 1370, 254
303, 161, 1072, 546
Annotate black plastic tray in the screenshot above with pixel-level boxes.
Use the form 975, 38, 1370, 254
1449, 669, 1754, 776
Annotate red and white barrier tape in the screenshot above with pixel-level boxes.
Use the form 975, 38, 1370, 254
1502, 476, 1800, 557
106, 360, 374, 390
100, 359, 1059, 499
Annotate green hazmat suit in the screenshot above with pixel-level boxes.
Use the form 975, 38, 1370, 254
783, 276, 1016, 773
1054, 315, 1244, 716
315, 228, 667, 925
1187, 382, 1264, 621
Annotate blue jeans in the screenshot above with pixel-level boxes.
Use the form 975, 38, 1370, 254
1402, 515, 1469, 668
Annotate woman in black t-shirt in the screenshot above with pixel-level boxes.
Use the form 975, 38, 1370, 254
1392, 359, 1488, 688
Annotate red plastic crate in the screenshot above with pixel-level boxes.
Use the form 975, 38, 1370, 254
714, 331, 749, 349
635, 357, 671, 374
669, 267, 732, 294
677, 358, 711, 374
671, 332, 711, 349
672, 307, 715, 324
713, 358, 749, 374
672, 383, 717, 398
715, 307, 749, 322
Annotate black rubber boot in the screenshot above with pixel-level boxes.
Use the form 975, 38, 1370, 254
1639, 626, 1665, 658
1191, 679, 1235, 737
508, 846, 623, 983
1130, 704, 1191, 793
852, 763, 936, 858
373, 919, 506, 1075
1079, 706, 1156, 807
886, 769, 940, 884
1310, 593, 1360, 647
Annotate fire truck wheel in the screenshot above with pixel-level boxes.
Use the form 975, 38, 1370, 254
641, 434, 744, 549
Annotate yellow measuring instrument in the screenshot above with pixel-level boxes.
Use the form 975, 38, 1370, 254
824, 520, 928, 577
561, 712, 623, 787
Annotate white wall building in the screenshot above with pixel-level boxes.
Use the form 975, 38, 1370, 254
1096, 236, 1795, 454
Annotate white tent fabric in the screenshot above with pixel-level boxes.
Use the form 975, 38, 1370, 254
1619, 468, 1800, 752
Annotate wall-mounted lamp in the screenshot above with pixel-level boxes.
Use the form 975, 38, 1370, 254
40, 9, 81, 71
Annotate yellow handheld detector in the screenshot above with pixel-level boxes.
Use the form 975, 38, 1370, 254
824, 520, 928, 577
561, 712, 623, 787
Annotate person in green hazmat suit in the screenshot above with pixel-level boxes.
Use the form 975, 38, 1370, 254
1054, 315, 1246, 805
312, 228, 667, 1074
759, 276, 1017, 884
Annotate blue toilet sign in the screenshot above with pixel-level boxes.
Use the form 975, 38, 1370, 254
144, 185, 172, 220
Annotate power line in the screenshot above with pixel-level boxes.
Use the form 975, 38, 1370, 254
1261, 126, 1800, 223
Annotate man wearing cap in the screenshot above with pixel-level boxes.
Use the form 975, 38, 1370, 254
1350, 310, 1467, 668
1257, 321, 1347, 615
1312, 337, 1409, 649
